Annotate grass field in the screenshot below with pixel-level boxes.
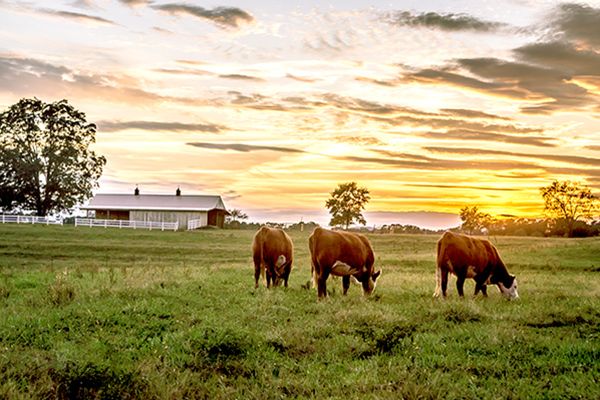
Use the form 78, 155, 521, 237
0, 224, 598, 399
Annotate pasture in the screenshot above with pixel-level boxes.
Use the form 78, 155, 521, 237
0, 224, 598, 399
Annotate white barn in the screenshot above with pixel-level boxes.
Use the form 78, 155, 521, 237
82, 190, 229, 230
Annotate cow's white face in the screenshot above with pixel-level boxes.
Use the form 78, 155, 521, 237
498, 277, 519, 300
361, 270, 382, 296
273, 255, 287, 286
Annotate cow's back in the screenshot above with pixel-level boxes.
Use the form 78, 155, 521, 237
254, 226, 293, 264
310, 227, 372, 267
438, 231, 498, 274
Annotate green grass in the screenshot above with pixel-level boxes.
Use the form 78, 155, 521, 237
0, 224, 598, 399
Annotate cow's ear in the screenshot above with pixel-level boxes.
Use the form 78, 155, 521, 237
373, 270, 381, 281
507, 275, 516, 286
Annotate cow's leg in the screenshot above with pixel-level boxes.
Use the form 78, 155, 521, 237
456, 272, 466, 297
266, 265, 273, 289
474, 275, 488, 297
342, 275, 351, 295
282, 264, 290, 288
317, 271, 329, 299
441, 269, 449, 297
253, 257, 262, 289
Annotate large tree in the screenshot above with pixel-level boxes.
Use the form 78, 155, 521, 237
0, 98, 106, 216
540, 180, 597, 237
325, 182, 370, 229
459, 206, 494, 235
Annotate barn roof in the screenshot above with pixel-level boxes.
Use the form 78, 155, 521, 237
81, 194, 228, 212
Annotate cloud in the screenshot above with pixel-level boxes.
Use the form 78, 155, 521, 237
118, 0, 150, 6
98, 120, 226, 133
152, 4, 254, 29
286, 74, 318, 83
381, 11, 506, 32
547, 3, 600, 47
404, 57, 596, 114
187, 142, 304, 153
514, 41, 600, 76
424, 146, 600, 166
330, 136, 384, 146
407, 183, 520, 192
0, 55, 199, 106
154, 68, 212, 76
419, 129, 555, 148
37, 8, 115, 25
586, 145, 600, 151
217, 91, 553, 146
440, 108, 511, 121
339, 155, 538, 171
219, 74, 264, 81
152, 26, 175, 35
340, 151, 600, 184
400, 3, 600, 115
71, 0, 96, 9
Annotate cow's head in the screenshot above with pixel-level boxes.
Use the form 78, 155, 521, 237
498, 275, 519, 300
272, 255, 287, 286
359, 269, 382, 296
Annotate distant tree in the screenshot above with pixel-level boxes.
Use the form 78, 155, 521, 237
540, 180, 597, 237
227, 208, 248, 223
0, 98, 106, 216
325, 182, 370, 230
459, 206, 493, 235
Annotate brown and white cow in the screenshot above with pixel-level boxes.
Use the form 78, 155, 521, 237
434, 231, 518, 300
252, 226, 294, 288
309, 227, 381, 299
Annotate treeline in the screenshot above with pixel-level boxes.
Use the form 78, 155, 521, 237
374, 218, 600, 238
485, 217, 600, 238
227, 219, 600, 238
224, 221, 321, 231
375, 218, 600, 237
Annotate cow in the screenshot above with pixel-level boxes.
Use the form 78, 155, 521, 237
252, 226, 294, 289
434, 231, 519, 300
308, 227, 381, 299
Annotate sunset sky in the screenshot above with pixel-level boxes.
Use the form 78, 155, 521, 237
1, 0, 599, 228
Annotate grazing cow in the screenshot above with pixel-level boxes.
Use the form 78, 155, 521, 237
434, 231, 519, 300
309, 227, 381, 299
252, 226, 294, 288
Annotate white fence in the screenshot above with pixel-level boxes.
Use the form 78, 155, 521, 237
75, 218, 179, 231
187, 219, 204, 230
0, 214, 63, 225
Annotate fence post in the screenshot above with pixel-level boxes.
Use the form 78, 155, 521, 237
75, 218, 78, 227
89, 219, 92, 227
119, 220, 122, 229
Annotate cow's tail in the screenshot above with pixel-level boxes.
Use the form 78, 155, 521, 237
433, 239, 443, 297
308, 233, 317, 289
258, 241, 266, 280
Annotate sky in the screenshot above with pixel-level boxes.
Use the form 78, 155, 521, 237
1, 0, 599, 228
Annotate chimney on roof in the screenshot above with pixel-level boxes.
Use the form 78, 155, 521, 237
176, 187, 181, 196
134, 185, 139, 196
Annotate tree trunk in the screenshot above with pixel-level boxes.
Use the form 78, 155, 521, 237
567, 218, 574, 238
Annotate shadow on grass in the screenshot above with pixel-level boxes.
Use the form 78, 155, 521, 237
52, 362, 149, 400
